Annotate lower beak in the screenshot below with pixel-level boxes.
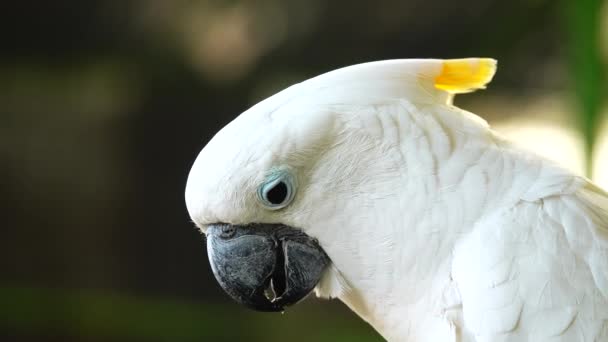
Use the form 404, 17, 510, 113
206, 223, 329, 312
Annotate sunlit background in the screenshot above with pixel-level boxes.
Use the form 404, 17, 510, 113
1, 1, 607, 341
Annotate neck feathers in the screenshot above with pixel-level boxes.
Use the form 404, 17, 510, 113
319, 100, 529, 340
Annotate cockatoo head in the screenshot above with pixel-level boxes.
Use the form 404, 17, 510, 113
185, 59, 496, 312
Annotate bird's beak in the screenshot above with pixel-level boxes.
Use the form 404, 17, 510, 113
206, 223, 329, 312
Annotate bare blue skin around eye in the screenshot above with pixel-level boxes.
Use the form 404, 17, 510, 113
257, 168, 296, 210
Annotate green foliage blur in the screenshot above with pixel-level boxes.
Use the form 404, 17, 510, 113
0, 0, 605, 341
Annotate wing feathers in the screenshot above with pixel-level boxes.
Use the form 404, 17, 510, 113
454, 175, 608, 341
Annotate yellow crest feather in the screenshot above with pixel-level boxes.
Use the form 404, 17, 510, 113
434, 58, 497, 94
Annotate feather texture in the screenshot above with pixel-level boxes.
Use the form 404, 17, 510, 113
453, 177, 608, 341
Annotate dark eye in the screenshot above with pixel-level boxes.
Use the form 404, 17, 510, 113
266, 181, 288, 205
258, 170, 295, 210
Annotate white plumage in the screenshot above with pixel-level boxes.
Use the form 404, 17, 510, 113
185, 59, 608, 341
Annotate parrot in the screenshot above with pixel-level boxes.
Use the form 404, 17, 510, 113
184, 58, 608, 341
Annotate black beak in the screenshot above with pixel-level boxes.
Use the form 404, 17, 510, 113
206, 223, 329, 312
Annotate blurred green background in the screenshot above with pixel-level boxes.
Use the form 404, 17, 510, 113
1, 0, 606, 341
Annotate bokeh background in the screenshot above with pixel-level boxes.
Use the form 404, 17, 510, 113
1, 0, 607, 341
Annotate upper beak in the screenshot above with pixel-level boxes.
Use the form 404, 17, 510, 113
206, 223, 329, 312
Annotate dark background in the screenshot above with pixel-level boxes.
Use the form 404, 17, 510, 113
1, 0, 606, 341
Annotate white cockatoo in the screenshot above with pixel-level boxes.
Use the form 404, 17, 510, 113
185, 59, 608, 341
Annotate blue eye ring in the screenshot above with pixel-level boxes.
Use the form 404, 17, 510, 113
257, 170, 296, 210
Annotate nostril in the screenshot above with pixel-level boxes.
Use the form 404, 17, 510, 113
219, 225, 236, 239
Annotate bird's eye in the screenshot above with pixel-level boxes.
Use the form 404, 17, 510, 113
257, 170, 296, 210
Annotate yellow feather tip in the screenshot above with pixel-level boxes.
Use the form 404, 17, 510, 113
434, 58, 497, 94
